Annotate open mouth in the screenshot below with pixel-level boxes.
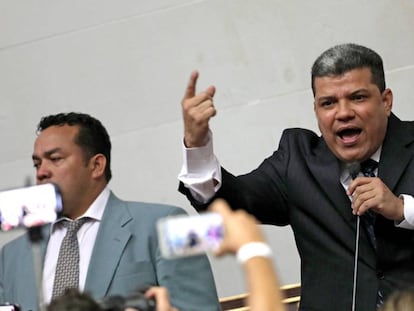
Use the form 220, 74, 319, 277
337, 128, 361, 144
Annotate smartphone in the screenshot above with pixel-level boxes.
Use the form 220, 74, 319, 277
0, 304, 20, 311
0, 183, 63, 231
157, 212, 224, 259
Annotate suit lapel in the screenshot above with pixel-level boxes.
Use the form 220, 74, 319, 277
378, 113, 414, 189
40, 224, 52, 256
19, 225, 51, 309
84, 193, 132, 298
308, 139, 355, 224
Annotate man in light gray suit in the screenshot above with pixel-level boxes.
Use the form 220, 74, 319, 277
0, 112, 220, 311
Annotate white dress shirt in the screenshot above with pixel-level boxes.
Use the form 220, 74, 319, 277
42, 187, 110, 304
178, 132, 414, 229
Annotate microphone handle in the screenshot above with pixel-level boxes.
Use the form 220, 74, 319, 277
348, 165, 361, 311
352, 216, 360, 311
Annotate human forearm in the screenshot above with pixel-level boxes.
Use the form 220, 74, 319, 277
210, 200, 286, 311
244, 257, 285, 311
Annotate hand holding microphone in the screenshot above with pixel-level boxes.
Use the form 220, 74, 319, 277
346, 160, 404, 220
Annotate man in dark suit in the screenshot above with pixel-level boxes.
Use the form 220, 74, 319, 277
0, 112, 220, 311
178, 43, 414, 311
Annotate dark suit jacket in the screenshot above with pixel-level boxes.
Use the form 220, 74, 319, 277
180, 113, 414, 311
0, 192, 220, 311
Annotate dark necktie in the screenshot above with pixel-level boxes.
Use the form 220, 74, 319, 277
360, 159, 384, 307
360, 159, 378, 249
361, 159, 378, 178
52, 218, 88, 299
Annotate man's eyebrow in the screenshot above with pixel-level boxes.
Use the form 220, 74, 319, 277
316, 95, 336, 102
349, 88, 369, 95
32, 148, 61, 160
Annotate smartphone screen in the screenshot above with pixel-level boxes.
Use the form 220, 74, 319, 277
0, 183, 62, 231
0, 305, 20, 311
157, 212, 224, 259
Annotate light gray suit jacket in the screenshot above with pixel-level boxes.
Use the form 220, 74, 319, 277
0, 192, 220, 311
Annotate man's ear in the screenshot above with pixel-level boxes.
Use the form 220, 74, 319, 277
90, 154, 107, 179
382, 88, 393, 116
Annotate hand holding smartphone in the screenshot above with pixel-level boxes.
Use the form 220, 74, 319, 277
0, 183, 62, 231
157, 212, 224, 259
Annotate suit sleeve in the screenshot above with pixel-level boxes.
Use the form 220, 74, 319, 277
179, 130, 294, 226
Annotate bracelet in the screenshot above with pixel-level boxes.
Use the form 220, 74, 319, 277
236, 242, 273, 264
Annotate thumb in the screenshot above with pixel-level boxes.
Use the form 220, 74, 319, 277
206, 85, 216, 98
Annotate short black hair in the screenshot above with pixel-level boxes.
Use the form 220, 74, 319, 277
47, 289, 103, 311
37, 112, 112, 182
311, 43, 386, 95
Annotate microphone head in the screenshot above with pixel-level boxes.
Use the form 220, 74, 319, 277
346, 162, 360, 180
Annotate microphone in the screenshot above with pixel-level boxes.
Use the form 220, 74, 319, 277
346, 162, 360, 180
346, 161, 360, 311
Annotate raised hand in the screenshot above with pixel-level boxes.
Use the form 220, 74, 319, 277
181, 71, 216, 147
209, 199, 264, 256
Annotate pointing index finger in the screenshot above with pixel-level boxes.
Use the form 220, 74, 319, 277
183, 70, 199, 100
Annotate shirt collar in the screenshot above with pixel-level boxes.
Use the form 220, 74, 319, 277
52, 186, 110, 229
81, 186, 110, 221
370, 146, 381, 163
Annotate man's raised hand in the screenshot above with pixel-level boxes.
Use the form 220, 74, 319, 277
181, 70, 216, 147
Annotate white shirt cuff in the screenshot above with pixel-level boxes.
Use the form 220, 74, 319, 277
396, 194, 414, 229
178, 131, 222, 203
